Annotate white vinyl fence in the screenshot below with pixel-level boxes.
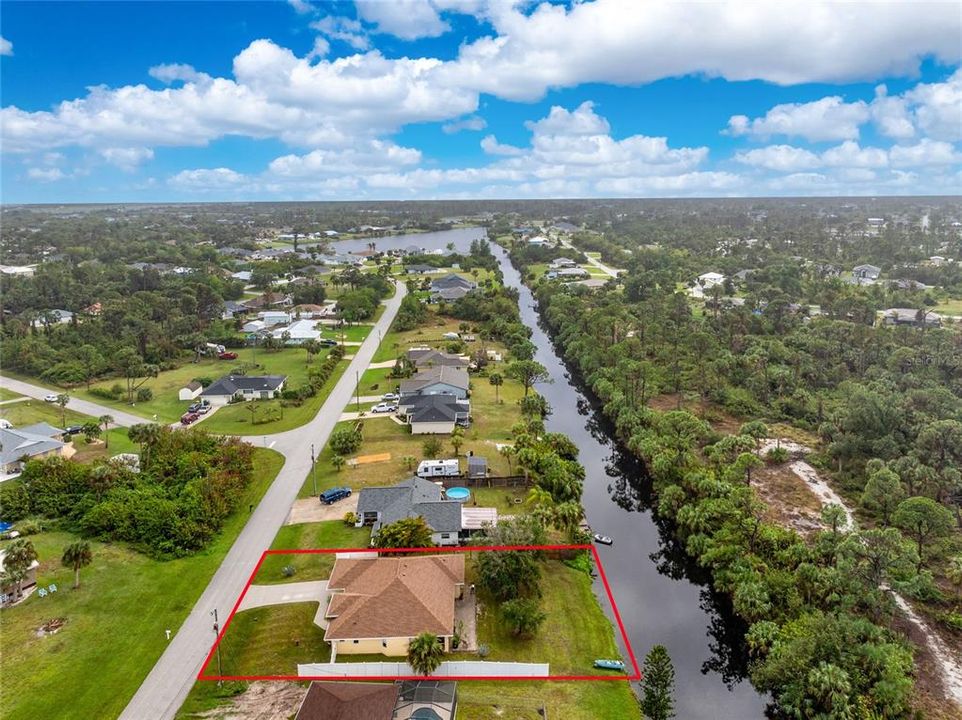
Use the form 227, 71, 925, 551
298, 660, 550, 678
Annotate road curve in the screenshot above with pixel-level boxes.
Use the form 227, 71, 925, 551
117, 281, 406, 720
0, 376, 145, 427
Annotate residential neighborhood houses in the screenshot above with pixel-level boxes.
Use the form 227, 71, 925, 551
200, 375, 287, 405
0, 423, 69, 477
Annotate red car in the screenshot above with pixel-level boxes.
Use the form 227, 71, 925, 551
218, 351, 238, 360
180, 412, 199, 425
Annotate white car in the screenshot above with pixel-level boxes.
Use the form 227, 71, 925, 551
43, 393, 60, 402
370, 402, 397, 414
381, 392, 399, 402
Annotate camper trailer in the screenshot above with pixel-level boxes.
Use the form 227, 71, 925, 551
416, 459, 460, 478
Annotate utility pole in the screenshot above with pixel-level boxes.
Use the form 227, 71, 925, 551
355, 370, 360, 412
311, 443, 317, 497
211, 608, 223, 684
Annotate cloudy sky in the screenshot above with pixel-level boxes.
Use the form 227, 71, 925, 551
1, 0, 961, 202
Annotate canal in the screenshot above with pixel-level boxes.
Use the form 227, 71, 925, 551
339, 227, 771, 717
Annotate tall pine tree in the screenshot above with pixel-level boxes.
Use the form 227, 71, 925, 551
640, 644, 675, 720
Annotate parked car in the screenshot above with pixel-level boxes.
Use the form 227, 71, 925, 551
180, 412, 199, 425
370, 402, 397, 414
381, 392, 399, 402
63, 424, 84, 436
218, 351, 238, 360
320, 487, 352, 504
318, 338, 338, 347
187, 403, 202, 413
43, 393, 60, 402
196, 405, 211, 414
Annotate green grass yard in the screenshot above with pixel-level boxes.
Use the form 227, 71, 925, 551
933, 297, 962, 315
256, 521, 371, 584
0, 448, 285, 720
0, 386, 23, 401
217, 602, 330, 677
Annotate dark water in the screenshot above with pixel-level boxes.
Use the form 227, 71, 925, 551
487, 237, 771, 719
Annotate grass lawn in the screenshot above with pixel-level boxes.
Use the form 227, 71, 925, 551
217, 602, 330, 677
200, 358, 348, 436
0, 448, 285, 720
0, 386, 23, 401
933, 297, 962, 315
73, 347, 330, 425
256, 521, 371, 584
474, 558, 625, 676
0, 398, 92, 429
319, 324, 372, 343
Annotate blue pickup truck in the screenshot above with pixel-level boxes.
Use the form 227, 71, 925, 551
320, 487, 352, 505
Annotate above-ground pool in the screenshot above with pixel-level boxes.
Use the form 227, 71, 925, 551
445, 487, 471, 502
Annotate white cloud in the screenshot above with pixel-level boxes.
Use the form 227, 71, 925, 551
168, 167, 248, 191
871, 85, 915, 139
267, 140, 421, 177
148, 63, 208, 85
100, 147, 155, 171
820, 141, 888, 168
889, 138, 961, 167
27, 167, 65, 182
734, 145, 821, 172
356, 0, 450, 40
0, 36, 12, 56
481, 134, 524, 156
905, 68, 962, 141
287, 0, 314, 14
726, 97, 870, 142
437, 0, 962, 101
308, 36, 330, 59
310, 16, 370, 50
442, 115, 486, 134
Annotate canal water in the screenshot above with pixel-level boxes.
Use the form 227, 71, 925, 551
340, 227, 771, 717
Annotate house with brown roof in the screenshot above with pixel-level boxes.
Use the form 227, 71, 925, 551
294, 681, 398, 720
324, 555, 465, 657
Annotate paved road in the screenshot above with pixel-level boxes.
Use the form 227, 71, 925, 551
0, 376, 145, 427
559, 238, 621, 278
118, 281, 406, 720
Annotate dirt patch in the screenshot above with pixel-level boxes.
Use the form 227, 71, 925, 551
35, 617, 66, 637
286, 495, 358, 525
752, 463, 824, 535
197, 682, 306, 720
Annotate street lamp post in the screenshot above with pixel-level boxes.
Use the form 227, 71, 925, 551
355, 370, 360, 412
311, 443, 317, 497
211, 608, 223, 683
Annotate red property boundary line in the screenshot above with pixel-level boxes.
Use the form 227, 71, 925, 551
198, 543, 641, 682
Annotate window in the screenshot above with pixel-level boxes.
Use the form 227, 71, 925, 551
353, 640, 359, 645
440, 533, 450, 539
382, 640, 388, 648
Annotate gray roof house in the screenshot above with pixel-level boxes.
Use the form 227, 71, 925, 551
398, 395, 471, 434
0, 423, 66, 475
356, 477, 464, 546
200, 375, 287, 406
853, 264, 882, 280
881, 308, 943, 328
431, 274, 476, 291
407, 348, 470, 371
399, 366, 469, 400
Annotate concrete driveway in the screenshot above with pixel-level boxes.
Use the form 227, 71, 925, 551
286, 495, 359, 525
238, 581, 332, 630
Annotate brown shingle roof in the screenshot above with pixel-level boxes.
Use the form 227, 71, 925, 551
295, 682, 398, 720
325, 556, 464, 641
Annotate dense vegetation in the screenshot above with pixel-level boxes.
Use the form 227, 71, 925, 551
510, 226, 962, 717
1, 427, 254, 557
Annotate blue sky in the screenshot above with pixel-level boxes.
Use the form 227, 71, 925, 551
1, 0, 960, 203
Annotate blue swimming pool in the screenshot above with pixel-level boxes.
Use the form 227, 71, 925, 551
446, 487, 471, 502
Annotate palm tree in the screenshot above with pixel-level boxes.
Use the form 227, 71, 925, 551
450, 427, 465, 456
407, 632, 445, 676
489, 372, 503, 403
62, 541, 93, 589
331, 454, 346, 472
56, 393, 70, 427
948, 555, 962, 603
99, 415, 114, 449
303, 339, 322, 366
3, 538, 38, 600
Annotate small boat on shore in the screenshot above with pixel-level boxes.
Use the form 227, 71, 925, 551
594, 659, 626, 671
593, 533, 613, 545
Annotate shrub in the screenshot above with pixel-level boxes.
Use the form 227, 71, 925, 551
765, 447, 790, 464
16, 518, 43, 535
282, 564, 296, 578
329, 427, 363, 455
0, 483, 30, 521
343, 511, 358, 526
136, 387, 153, 402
